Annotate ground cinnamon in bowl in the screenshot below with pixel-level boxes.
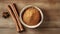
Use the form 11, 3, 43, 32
22, 7, 41, 26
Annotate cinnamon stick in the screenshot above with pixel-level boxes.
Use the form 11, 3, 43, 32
7, 5, 20, 32
10, 3, 24, 31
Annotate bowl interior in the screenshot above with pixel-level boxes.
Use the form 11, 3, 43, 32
20, 5, 43, 28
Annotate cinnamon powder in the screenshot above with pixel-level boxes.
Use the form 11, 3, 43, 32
22, 7, 41, 26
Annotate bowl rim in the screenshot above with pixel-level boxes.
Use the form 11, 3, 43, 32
20, 5, 43, 28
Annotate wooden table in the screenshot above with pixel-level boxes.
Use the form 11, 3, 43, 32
0, 0, 60, 34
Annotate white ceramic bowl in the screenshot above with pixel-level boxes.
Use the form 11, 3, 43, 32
20, 5, 43, 28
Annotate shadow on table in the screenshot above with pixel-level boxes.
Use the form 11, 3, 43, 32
38, 8, 51, 28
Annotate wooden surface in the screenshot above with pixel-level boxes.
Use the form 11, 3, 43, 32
0, 0, 60, 34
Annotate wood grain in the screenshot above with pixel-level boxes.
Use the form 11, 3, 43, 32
0, 0, 60, 34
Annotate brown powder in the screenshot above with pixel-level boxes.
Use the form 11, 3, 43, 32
22, 7, 41, 26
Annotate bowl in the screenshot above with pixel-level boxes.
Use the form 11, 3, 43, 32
20, 5, 43, 28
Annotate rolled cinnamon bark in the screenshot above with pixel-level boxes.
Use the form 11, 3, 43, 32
7, 5, 20, 32
10, 3, 24, 31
